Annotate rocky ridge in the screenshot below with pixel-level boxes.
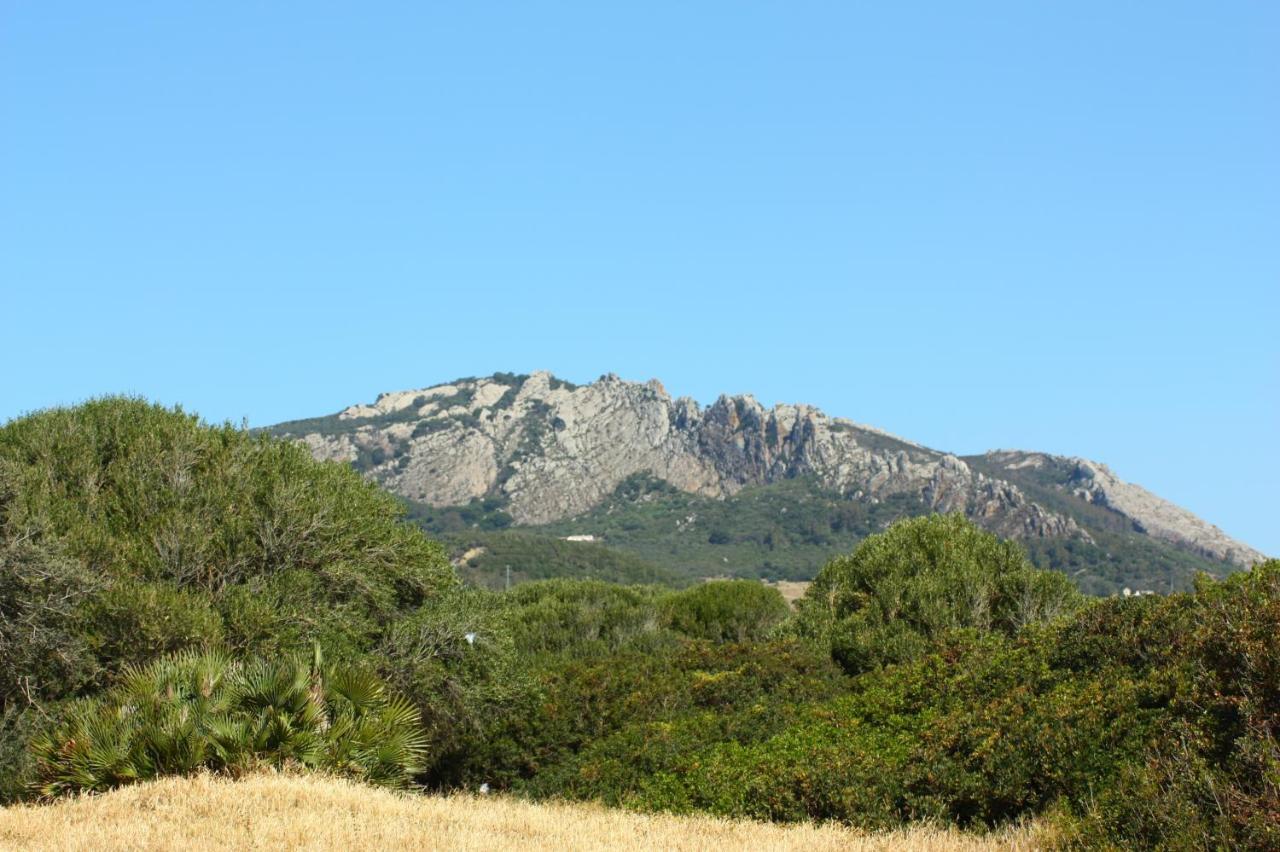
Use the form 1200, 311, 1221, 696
273, 372, 1263, 568
271, 371, 1258, 570
282, 372, 1084, 539
981, 451, 1265, 567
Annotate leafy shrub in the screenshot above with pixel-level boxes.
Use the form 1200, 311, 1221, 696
610, 632, 1155, 829
500, 579, 672, 657
84, 578, 225, 669
31, 649, 426, 796
0, 705, 44, 802
0, 539, 100, 708
0, 398, 496, 790
492, 578, 785, 659
631, 562, 1277, 843
375, 588, 526, 785
793, 514, 1081, 673
661, 580, 791, 642
1061, 561, 1280, 850
461, 638, 846, 793
0, 539, 100, 800
0, 399, 456, 658
526, 701, 822, 808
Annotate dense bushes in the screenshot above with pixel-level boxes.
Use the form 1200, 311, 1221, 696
427, 578, 839, 790
32, 649, 426, 795
792, 514, 1081, 673
495, 577, 790, 657
0, 539, 102, 799
2, 397, 1276, 849
0, 399, 502, 797
516, 558, 1280, 849
1055, 562, 1280, 849
461, 520, 1278, 849
0, 539, 99, 710
661, 580, 790, 642
0, 398, 457, 668
498, 579, 672, 657
625, 634, 1154, 828
456, 638, 847, 792
376, 588, 524, 776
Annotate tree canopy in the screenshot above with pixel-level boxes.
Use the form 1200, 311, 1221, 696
793, 513, 1082, 673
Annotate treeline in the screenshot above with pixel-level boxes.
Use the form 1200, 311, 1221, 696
1, 399, 1276, 849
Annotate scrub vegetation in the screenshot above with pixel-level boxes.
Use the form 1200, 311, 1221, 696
1, 398, 1276, 849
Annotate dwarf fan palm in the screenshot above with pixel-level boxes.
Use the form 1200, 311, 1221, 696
31, 647, 426, 796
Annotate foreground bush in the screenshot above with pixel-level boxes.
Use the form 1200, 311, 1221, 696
0, 398, 504, 795
376, 587, 527, 784
31, 649, 426, 795
793, 514, 1081, 673
661, 580, 791, 642
0, 398, 456, 668
1058, 561, 1280, 849
623, 633, 1153, 829
0, 540, 99, 706
454, 638, 847, 791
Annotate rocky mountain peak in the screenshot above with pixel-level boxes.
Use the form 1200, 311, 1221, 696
270, 372, 1264, 569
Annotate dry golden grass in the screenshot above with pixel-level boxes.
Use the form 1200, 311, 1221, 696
0, 773, 1048, 851
764, 579, 812, 606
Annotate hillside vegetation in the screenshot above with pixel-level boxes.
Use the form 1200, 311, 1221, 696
0, 773, 1046, 851
415, 473, 1238, 594
2, 398, 1277, 849
436, 529, 684, 589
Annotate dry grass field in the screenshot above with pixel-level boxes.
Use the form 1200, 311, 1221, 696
764, 579, 812, 605
0, 773, 1048, 851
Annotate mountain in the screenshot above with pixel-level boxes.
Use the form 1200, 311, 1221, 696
268, 371, 1266, 594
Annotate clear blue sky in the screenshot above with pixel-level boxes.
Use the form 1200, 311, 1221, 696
2, 3, 1276, 554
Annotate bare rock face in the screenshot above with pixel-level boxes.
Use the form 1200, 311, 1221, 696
494, 373, 723, 524
276, 372, 1083, 538
271, 372, 1261, 565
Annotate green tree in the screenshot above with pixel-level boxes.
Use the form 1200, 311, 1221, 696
793, 514, 1080, 673
0, 398, 457, 665
662, 580, 791, 642
0, 398, 502, 792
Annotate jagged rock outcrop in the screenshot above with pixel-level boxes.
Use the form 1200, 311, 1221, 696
271, 372, 1262, 567
272, 372, 1093, 540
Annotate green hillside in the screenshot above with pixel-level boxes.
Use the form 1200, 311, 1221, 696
408, 474, 923, 584
440, 530, 686, 589
410, 472, 1234, 595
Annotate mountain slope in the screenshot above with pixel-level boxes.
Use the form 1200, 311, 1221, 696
269, 372, 1265, 593
969, 451, 1262, 566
